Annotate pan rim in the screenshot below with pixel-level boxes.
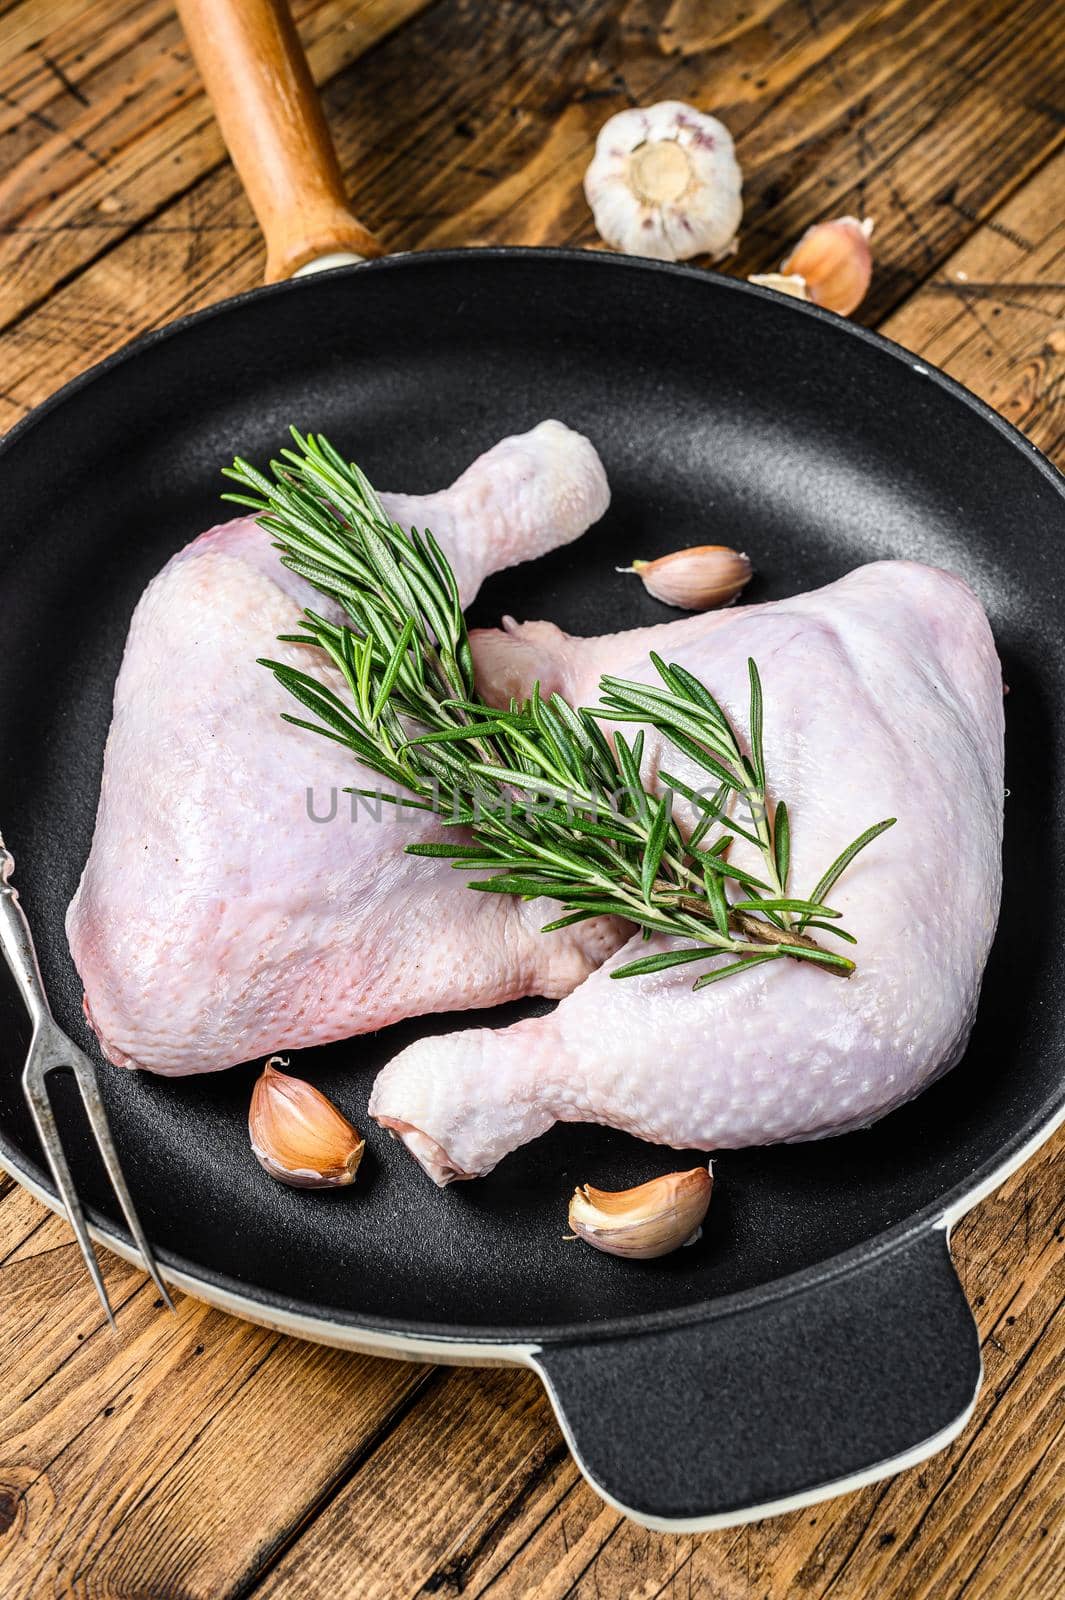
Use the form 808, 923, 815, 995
0, 244, 1062, 1346
0, 1097, 1060, 1346
4, 243, 1064, 503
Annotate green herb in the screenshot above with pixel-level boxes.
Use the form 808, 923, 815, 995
223, 431, 895, 988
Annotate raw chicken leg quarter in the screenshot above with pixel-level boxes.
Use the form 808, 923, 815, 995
67, 422, 620, 1075
370, 561, 1005, 1182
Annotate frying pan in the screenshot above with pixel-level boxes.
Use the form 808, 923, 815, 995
0, 0, 1061, 1533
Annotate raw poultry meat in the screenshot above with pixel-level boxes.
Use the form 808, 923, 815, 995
67, 422, 620, 1075
370, 560, 1005, 1182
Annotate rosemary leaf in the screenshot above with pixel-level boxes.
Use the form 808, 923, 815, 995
748, 657, 766, 792
540, 908, 608, 932
406, 841, 487, 858
773, 799, 790, 891
659, 658, 734, 733
695, 853, 774, 894
613, 732, 648, 820
804, 920, 859, 944
693, 952, 782, 989
704, 864, 730, 938
654, 729, 744, 792
278, 713, 356, 749
731, 897, 841, 918
776, 944, 856, 973
641, 790, 674, 905
370, 616, 416, 725
611, 945, 718, 980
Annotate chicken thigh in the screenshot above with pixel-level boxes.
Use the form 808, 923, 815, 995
370, 561, 1004, 1181
67, 422, 621, 1075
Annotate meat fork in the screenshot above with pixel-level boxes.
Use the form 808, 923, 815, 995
0, 832, 174, 1326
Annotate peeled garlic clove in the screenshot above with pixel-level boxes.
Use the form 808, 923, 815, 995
623, 545, 752, 610
568, 1166, 713, 1260
781, 216, 874, 316
249, 1056, 365, 1188
747, 271, 810, 303
584, 101, 742, 262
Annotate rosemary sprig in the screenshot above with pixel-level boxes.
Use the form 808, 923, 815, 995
223, 431, 895, 989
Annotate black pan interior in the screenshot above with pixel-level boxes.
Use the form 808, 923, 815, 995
0, 250, 1061, 1340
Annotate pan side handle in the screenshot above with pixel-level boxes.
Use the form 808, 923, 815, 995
175, 0, 382, 281
532, 1226, 981, 1530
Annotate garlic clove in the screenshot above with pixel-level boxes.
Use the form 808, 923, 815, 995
249, 1056, 365, 1188
780, 216, 874, 316
747, 271, 810, 303
622, 545, 752, 610
568, 1165, 713, 1259
584, 101, 742, 263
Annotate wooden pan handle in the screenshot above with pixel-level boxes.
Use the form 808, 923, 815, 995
175, 0, 382, 281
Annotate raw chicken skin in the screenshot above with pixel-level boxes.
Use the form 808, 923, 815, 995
370, 561, 1005, 1182
67, 422, 621, 1075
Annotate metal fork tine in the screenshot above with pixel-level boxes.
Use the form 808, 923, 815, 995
69, 1054, 176, 1312
23, 1059, 117, 1329
2, 829, 173, 1325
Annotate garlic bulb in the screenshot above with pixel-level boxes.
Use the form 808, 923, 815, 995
568, 1166, 713, 1259
621, 545, 752, 610
249, 1057, 365, 1188
584, 102, 742, 262
750, 217, 874, 316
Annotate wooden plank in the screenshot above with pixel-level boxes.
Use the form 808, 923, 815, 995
2, 0, 1064, 432
251, 1366, 573, 1599
881, 148, 1065, 461
0, 0, 434, 330
0, 1190, 430, 1599
229, 1127, 1065, 1599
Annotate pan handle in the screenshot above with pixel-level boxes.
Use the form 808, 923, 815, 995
531, 1226, 981, 1529
175, 0, 382, 281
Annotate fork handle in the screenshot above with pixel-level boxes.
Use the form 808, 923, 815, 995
0, 844, 54, 1029
175, 0, 382, 281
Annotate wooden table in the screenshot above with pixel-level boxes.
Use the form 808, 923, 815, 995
0, 1, 1062, 1594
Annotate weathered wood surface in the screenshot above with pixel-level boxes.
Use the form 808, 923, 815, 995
259, 1134, 1064, 1600
0, 0, 430, 328
0, 0, 1062, 1595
